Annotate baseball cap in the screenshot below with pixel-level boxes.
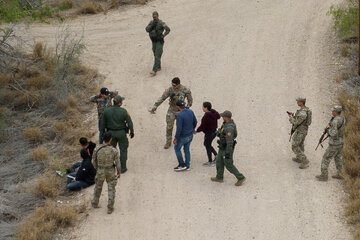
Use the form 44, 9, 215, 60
296, 97, 306, 102
332, 105, 342, 112
113, 95, 125, 104
220, 110, 232, 118
100, 88, 109, 95
176, 100, 185, 108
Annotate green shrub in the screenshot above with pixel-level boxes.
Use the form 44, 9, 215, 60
0, 0, 54, 23
328, 0, 359, 39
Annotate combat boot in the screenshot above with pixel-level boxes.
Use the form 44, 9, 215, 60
315, 174, 328, 181
210, 177, 223, 183
150, 71, 156, 76
332, 173, 344, 180
164, 142, 171, 149
292, 157, 301, 163
107, 208, 114, 214
299, 163, 309, 169
91, 202, 99, 208
235, 178, 246, 186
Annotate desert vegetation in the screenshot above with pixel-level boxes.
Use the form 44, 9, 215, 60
328, 0, 360, 239
0, 0, 148, 23
0, 24, 101, 239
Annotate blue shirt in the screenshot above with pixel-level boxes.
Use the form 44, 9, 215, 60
175, 109, 197, 140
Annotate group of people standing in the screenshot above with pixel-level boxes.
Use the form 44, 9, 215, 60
288, 97, 346, 181
61, 11, 347, 215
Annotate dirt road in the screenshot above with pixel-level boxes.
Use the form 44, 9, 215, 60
27, 0, 351, 239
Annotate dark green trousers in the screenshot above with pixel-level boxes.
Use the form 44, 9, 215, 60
109, 130, 128, 171
216, 149, 245, 180
152, 41, 163, 72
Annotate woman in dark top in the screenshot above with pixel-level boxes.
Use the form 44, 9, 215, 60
195, 102, 220, 166
66, 148, 96, 191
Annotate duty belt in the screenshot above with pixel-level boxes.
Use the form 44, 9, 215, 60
108, 128, 125, 131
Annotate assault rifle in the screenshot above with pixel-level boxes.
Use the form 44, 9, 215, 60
287, 111, 295, 142
315, 117, 334, 151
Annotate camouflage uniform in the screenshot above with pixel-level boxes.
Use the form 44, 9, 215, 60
289, 106, 311, 167
91, 144, 119, 211
151, 85, 192, 146
90, 91, 117, 143
320, 115, 345, 176
215, 119, 245, 181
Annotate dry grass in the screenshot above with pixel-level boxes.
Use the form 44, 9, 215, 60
33, 172, 60, 199
76, 1, 104, 15
31, 146, 49, 162
17, 200, 77, 240
32, 42, 44, 60
337, 92, 360, 234
25, 74, 52, 89
23, 127, 44, 143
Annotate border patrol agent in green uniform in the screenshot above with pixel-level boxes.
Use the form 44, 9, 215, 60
91, 132, 121, 214
102, 95, 134, 173
145, 11, 170, 76
211, 111, 246, 186
316, 106, 346, 181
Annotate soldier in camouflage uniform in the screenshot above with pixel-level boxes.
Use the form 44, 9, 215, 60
145, 11, 170, 76
91, 132, 121, 214
90, 88, 118, 144
210, 111, 246, 186
316, 106, 346, 181
288, 97, 312, 169
149, 77, 193, 149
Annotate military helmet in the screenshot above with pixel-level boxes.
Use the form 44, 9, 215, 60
152, 11, 159, 17
332, 105, 342, 113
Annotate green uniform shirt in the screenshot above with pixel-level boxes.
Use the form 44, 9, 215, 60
146, 19, 170, 41
102, 105, 134, 133
328, 115, 345, 145
218, 120, 237, 155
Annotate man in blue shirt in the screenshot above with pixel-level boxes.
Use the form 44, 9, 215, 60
173, 100, 197, 171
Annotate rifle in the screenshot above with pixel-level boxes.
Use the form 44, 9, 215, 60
315, 117, 334, 151
287, 111, 296, 142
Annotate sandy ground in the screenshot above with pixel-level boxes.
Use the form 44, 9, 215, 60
24, 0, 352, 239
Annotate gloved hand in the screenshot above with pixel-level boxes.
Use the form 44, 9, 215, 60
130, 132, 134, 139
225, 153, 231, 159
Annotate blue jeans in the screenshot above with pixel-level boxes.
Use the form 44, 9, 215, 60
98, 119, 103, 144
174, 135, 193, 168
66, 174, 90, 191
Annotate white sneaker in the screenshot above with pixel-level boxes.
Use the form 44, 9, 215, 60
174, 166, 186, 171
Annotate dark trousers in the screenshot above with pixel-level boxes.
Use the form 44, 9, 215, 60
204, 132, 217, 162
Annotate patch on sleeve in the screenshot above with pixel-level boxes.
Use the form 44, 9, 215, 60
163, 24, 167, 27
227, 132, 231, 136
127, 111, 130, 116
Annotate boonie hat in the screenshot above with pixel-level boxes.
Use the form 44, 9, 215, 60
176, 100, 185, 108
332, 105, 342, 112
296, 97, 306, 102
100, 88, 109, 95
113, 95, 125, 104
152, 11, 159, 17
220, 110, 232, 118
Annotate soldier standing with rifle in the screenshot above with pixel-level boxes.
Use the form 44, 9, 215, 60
287, 97, 312, 169
149, 77, 192, 149
316, 106, 346, 181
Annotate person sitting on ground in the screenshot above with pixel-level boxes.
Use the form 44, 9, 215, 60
62, 148, 97, 195
60, 138, 96, 175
